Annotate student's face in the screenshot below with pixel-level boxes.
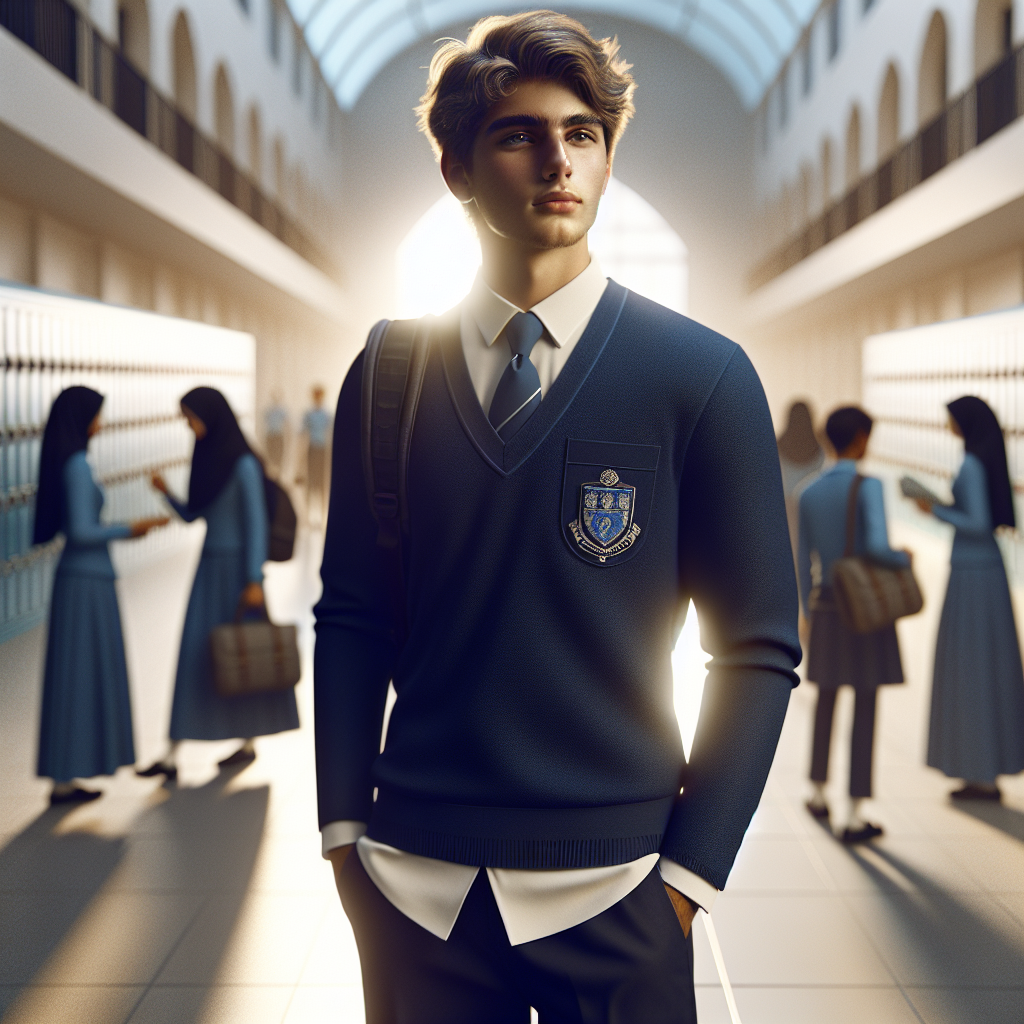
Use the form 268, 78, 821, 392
443, 80, 612, 253
87, 411, 102, 438
181, 404, 207, 439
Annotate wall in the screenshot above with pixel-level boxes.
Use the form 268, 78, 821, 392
757, 0, 1024, 253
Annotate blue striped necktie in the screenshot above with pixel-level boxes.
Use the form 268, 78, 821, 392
488, 312, 544, 442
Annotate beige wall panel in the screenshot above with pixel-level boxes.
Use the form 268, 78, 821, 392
99, 241, 154, 310
152, 265, 182, 317
35, 215, 99, 298
966, 248, 1024, 315
0, 193, 33, 285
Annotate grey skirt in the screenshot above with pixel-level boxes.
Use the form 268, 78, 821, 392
807, 588, 904, 691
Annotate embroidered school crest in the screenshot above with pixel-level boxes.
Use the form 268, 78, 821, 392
568, 469, 642, 562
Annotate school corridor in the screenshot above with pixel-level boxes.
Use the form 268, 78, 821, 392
0, 515, 1021, 1024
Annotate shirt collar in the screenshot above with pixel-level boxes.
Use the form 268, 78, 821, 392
467, 259, 607, 349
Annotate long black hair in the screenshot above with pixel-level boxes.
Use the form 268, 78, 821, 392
33, 387, 104, 545
777, 401, 822, 464
180, 387, 256, 514
947, 396, 1015, 530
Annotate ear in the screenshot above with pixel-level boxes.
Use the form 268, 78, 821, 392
441, 149, 473, 204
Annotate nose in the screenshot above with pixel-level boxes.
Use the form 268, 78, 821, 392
541, 135, 571, 181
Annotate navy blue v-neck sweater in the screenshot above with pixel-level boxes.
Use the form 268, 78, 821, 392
315, 281, 800, 891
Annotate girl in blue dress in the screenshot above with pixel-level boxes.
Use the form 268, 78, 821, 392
914, 396, 1024, 800
138, 387, 299, 778
34, 387, 167, 804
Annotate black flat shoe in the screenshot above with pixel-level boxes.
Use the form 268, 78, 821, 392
805, 800, 830, 821
950, 784, 1001, 802
218, 748, 256, 768
50, 787, 101, 806
136, 762, 177, 781
841, 822, 884, 844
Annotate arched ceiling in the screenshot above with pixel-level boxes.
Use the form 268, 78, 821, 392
286, 0, 818, 111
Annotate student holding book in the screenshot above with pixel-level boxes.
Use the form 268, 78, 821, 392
909, 396, 1024, 801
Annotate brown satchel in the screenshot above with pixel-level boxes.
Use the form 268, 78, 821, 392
831, 474, 923, 634
210, 601, 301, 697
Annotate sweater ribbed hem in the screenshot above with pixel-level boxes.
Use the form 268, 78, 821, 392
367, 792, 675, 868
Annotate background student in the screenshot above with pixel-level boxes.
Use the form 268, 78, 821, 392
34, 387, 166, 804
912, 396, 1024, 801
799, 406, 910, 843
298, 384, 331, 525
138, 387, 298, 778
777, 399, 824, 559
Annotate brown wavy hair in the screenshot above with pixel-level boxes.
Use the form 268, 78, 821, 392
416, 10, 635, 164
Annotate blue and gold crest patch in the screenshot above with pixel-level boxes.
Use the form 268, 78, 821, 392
569, 469, 640, 561
561, 440, 660, 566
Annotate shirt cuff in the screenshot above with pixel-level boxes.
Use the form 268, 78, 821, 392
321, 820, 367, 859
658, 857, 719, 912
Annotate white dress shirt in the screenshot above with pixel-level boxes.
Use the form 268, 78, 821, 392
322, 258, 718, 944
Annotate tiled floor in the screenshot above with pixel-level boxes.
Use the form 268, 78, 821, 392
1, 520, 1022, 1023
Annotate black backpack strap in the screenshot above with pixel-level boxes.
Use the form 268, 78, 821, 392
361, 317, 430, 546
360, 316, 431, 640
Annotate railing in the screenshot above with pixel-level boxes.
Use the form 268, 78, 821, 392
0, 0, 342, 285
751, 42, 1024, 291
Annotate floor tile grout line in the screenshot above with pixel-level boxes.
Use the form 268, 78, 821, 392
768, 779, 929, 1024
278, 899, 331, 1023
121, 893, 212, 1024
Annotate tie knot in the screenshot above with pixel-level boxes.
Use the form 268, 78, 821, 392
502, 311, 545, 359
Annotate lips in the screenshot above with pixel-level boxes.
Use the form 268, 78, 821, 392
534, 192, 582, 210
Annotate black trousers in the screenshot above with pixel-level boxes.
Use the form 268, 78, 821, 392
810, 685, 878, 798
338, 851, 697, 1024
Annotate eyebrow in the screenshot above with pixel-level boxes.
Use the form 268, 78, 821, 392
485, 113, 605, 135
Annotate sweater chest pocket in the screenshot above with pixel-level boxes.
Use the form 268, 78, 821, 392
560, 439, 660, 566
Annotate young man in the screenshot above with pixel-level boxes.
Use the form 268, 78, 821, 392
798, 407, 910, 843
315, 13, 800, 1022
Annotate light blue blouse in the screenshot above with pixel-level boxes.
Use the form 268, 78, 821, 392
56, 451, 132, 578
931, 453, 1003, 567
165, 453, 267, 584
798, 460, 910, 616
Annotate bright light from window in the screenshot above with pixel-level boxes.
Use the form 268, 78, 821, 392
394, 179, 703, 755
394, 177, 688, 318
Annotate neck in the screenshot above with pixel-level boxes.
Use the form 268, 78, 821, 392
478, 233, 591, 311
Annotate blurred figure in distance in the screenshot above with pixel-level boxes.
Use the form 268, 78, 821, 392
263, 390, 289, 481
777, 399, 824, 559
34, 387, 167, 805
297, 384, 332, 527
798, 406, 910, 843
912, 396, 1024, 801
138, 387, 298, 779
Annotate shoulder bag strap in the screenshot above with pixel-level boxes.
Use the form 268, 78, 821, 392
843, 474, 864, 557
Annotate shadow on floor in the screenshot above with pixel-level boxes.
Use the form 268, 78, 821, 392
950, 799, 1024, 843
0, 764, 269, 1024
0, 803, 126, 993
847, 843, 1024, 1022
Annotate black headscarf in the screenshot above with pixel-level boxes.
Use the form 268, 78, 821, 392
947, 396, 1015, 529
33, 386, 104, 545
181, 387, 256, 513
777, 401, 822, 465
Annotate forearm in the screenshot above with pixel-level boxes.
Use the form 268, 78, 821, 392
314, 623, 395, 827
932, 502, 990, 536
661, 670, 792, 888
163, 492, 199, 522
